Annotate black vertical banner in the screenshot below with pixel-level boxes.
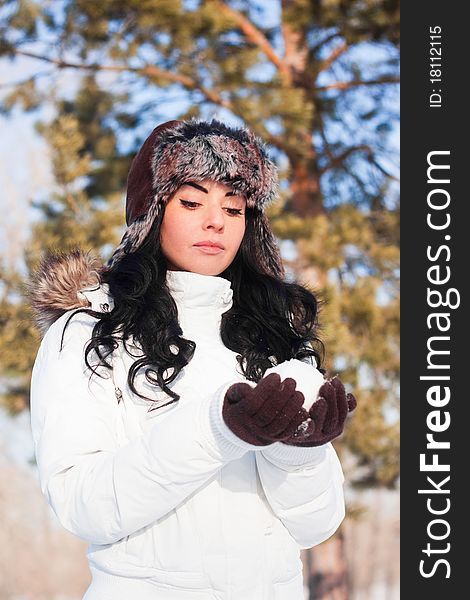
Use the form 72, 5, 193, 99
401, 4, 466, 597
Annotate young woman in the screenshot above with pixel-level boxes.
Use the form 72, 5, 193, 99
29, 118, 356, 600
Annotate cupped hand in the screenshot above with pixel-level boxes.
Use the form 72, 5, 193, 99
222, 373, 307, 446
283, 376, 357, 447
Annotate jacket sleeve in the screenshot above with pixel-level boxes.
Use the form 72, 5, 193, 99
255, 355, 346, 549
255, 442, 345, 549
30, 312, 257, 546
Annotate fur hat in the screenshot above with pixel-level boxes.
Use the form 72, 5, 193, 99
29, 118, 284, 335
106, 118, 284, 276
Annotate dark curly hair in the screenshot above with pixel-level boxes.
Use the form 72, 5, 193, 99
61, 205, 325, 411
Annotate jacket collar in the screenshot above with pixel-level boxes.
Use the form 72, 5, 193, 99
166, 270, 233, 311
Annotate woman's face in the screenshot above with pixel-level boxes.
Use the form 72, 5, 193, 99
160, 179, 247, 276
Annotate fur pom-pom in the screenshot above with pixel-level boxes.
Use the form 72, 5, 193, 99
27, 248, 103, 336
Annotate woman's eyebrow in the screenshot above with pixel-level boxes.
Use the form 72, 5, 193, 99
184, 181, 241, 197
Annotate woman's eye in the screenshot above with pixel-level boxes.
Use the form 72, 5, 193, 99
179, 199, 243, 216
180, 200, 200, 209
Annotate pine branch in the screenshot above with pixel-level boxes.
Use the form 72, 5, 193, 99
316, 112, 334, 162
317, 41, 348, 73
343, 162, 372, 198
322, 143, 399, 182
218, 2, 292, 81
316, 77, 400, 92
366, 154, 399, 181
63, 191, 81, 216
13, 48, 232, 109
309, 32, 342, 56
320, 144, 372, 174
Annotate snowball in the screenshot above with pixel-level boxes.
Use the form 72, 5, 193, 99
264, 358, 325, 410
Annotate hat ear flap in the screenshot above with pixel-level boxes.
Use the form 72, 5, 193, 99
106, 200, 164, 269
253, 212, 285, 279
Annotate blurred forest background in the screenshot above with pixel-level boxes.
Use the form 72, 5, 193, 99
0, 1, 399, 599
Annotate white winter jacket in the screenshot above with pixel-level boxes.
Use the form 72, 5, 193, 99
30, 269, 345, 600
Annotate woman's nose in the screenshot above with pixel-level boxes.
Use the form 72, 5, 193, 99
202, 207, 225, 230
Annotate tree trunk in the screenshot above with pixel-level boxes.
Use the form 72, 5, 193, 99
304, 530, 349, 600
289, 157, 324, 218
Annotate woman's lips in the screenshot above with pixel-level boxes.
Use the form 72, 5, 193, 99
193, 245, 224, 254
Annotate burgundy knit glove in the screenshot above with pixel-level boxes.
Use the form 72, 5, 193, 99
283, 376, 357, 447
222, 373, 306, 446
